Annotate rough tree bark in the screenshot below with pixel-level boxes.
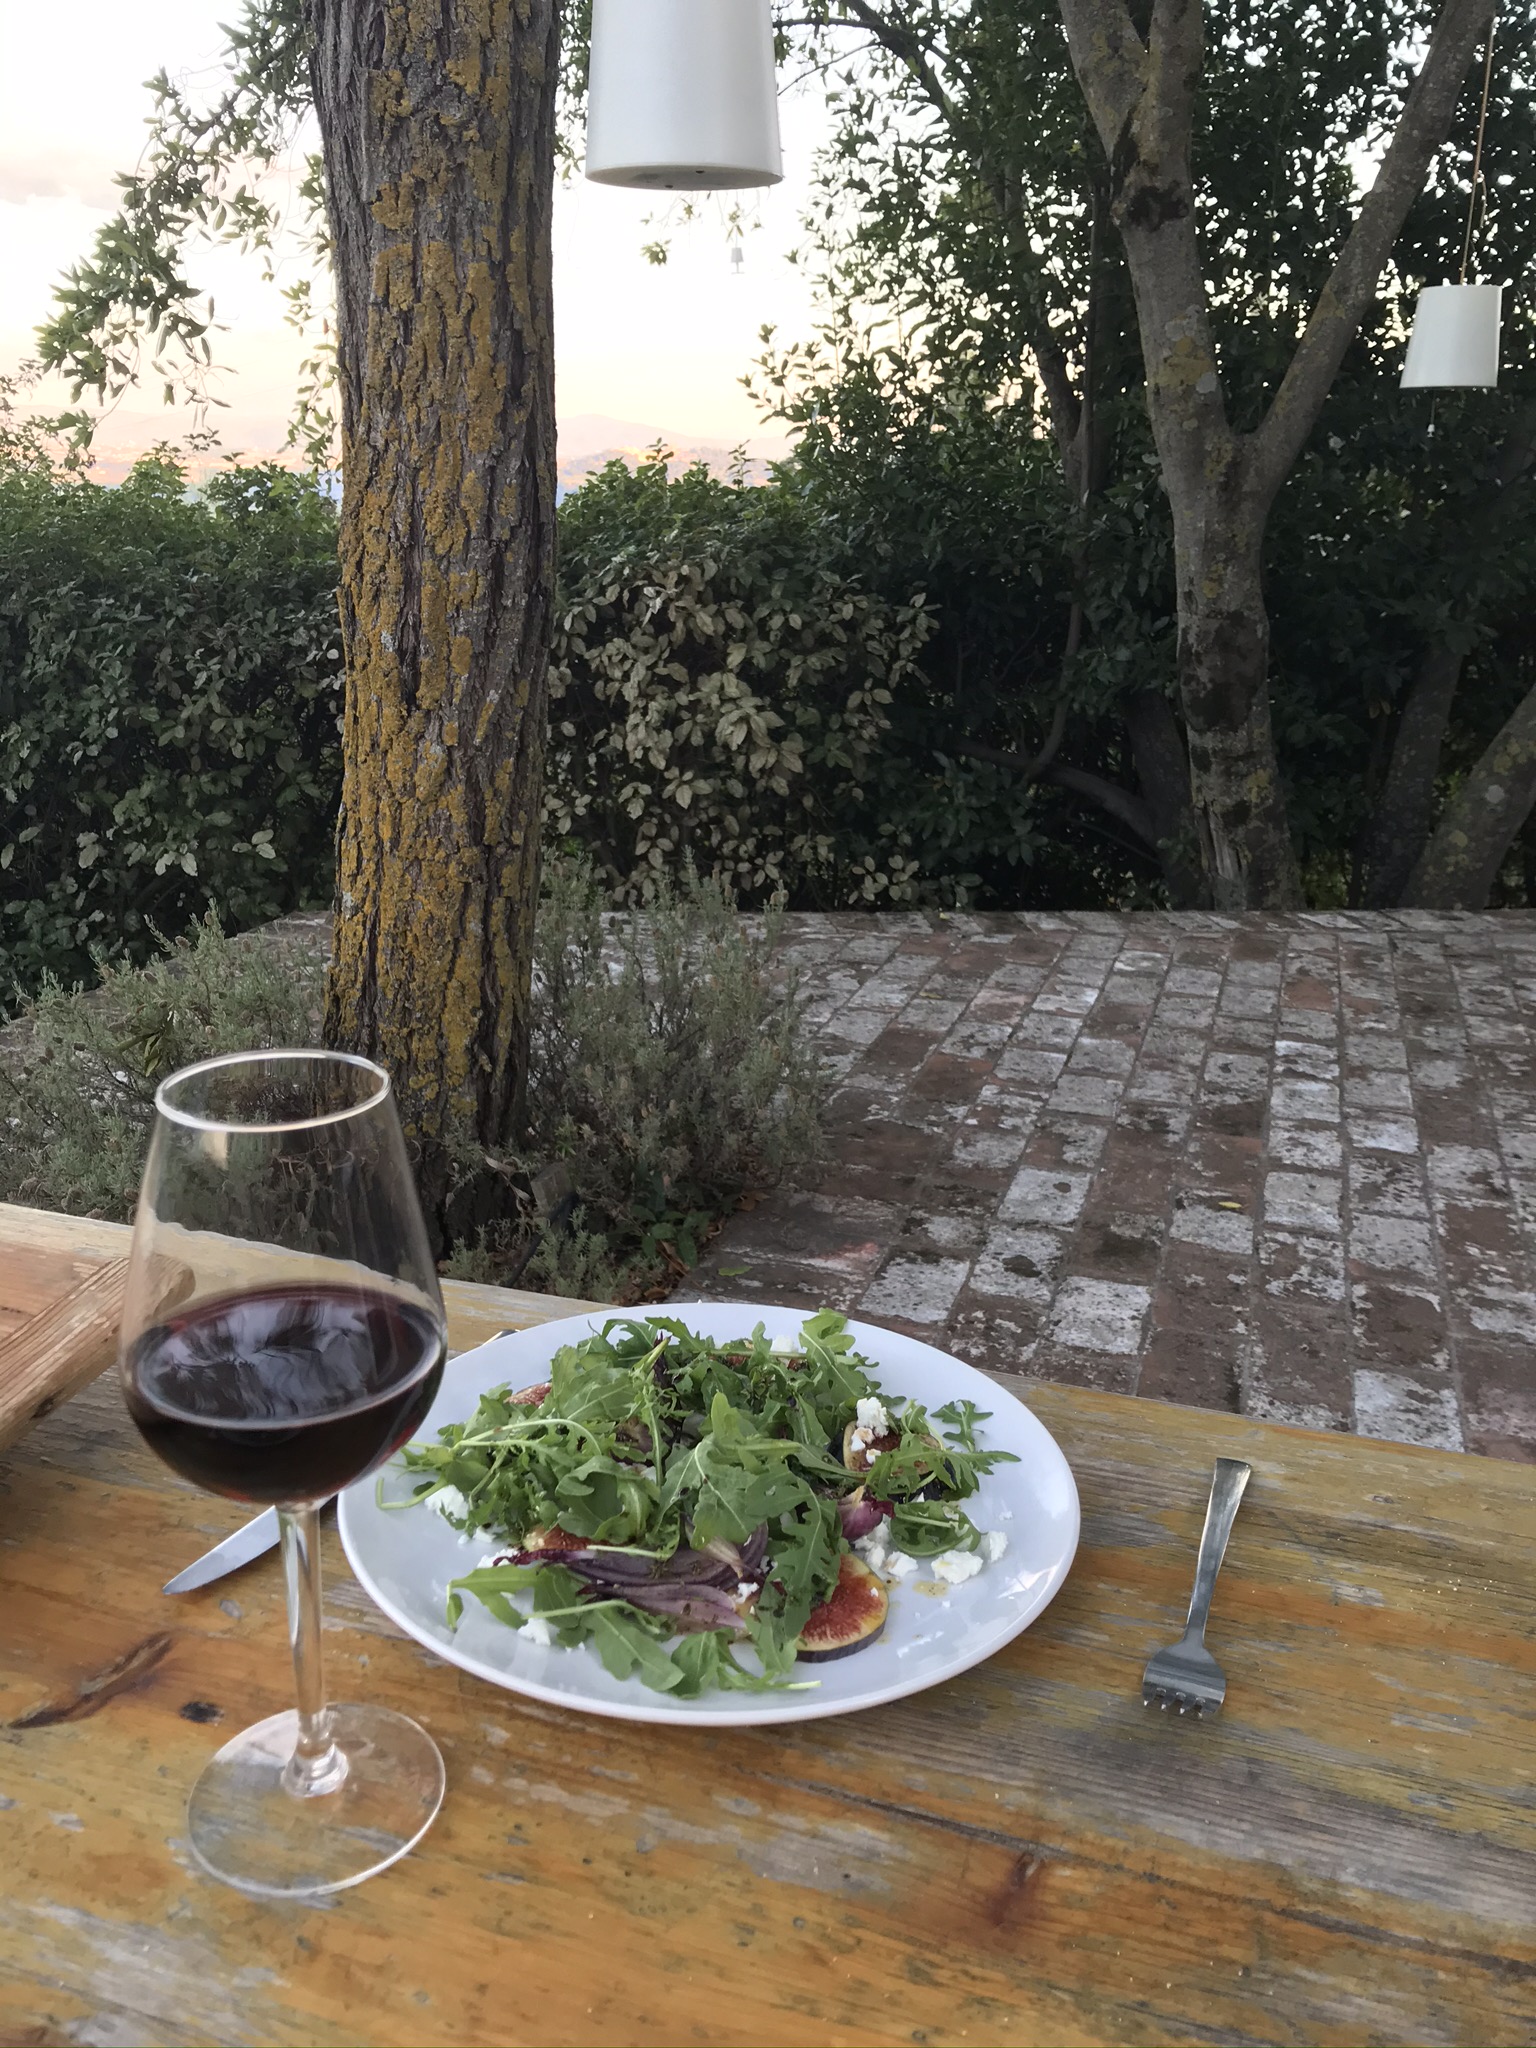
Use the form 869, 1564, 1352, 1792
1057, 0, 1497, 910
307, 0, 557, 1201
1407, 688, 1536, 908
1362, 398, 1536, 907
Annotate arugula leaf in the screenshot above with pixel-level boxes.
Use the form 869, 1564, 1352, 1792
889, 1501, 981, 1557
934, 1398, 991, 1451
445, 1560, 547, 1629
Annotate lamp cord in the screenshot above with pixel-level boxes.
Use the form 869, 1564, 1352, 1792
1458, 21, 1497, 284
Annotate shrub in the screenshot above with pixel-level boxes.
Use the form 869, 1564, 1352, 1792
546, 454, 936, 907
0, 864, 824, 1299
521, 857, 824, 1276
0, 449, 342, 1001
0, 914, 322, 1221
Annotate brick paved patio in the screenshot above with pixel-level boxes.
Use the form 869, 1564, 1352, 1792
678, 911, 1536, 1462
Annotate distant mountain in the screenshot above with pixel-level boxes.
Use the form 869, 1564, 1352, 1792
71, 410, 785, 494
557, 412, 786, 462
557, 440, 775, 499
555, 412, 786, 497
557, 412, 682, 458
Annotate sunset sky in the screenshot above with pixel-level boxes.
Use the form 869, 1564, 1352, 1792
0, 1, 829, 471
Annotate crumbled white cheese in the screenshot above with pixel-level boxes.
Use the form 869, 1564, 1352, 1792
736, 1580, 760, 1600
933, 1547, 985, 1585
770, 1334, 797, 1355
426, 1485, 470, 1523
522, 1614, 556, 1647
855, 1396, 891, 1436
857, 1519, 1004, 1590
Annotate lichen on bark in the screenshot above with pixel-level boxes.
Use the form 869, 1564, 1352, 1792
307, 0, 557, 1197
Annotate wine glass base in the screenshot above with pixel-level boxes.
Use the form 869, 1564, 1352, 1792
186, 1703, 445, 1898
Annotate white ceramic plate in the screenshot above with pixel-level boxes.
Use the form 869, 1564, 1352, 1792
338, 1301, 1080, 1728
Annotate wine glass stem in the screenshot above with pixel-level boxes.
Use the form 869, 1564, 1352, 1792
279, 1504, 348, 1798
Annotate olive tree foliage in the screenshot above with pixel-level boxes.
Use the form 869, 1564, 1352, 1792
767, 0, 1536, 908
35, 0, 334, 460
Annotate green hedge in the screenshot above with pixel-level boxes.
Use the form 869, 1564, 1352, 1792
0, 455, 342, 998
548, 455, 938, 906
2, 448, 1027, 1008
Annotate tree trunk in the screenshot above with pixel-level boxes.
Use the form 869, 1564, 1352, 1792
1173, 492, 1299, 909
1058, 0, 1302, 910
307, 0, 558, 1198
1122, 688, 1207, 907
1404, 684, 1536, 910
1361, 398, 1536, 907
1361, 641, 1466, 908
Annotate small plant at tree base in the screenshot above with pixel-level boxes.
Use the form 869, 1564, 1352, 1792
518, 858, 825, 1295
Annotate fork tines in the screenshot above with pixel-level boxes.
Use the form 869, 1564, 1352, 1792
1142, 1681, 1213, 1715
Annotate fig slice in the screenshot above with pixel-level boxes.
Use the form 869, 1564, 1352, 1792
795, 1553, 889, 1662
510, 1380, 551, 1408
842, 1419, 898, 1474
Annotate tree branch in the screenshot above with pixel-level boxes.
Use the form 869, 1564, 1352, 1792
1248, 0, 1497, 504
842, 4, 1087, 467
951, 739, 1157, 849
1045, 763, 1157, 848
1055, 0, 1147, 155
1405, 680, 1536, 910
1060, 0, 1234, 497
1143, 0, 1203, 159
1364, 397, 1536, 905
835, 0, 969, 140
1032, 325, 1083, 470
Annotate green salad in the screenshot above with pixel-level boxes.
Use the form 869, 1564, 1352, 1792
397, 1309, 1017, 1698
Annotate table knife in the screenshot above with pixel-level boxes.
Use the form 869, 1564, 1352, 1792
162, 1507, 281, 1594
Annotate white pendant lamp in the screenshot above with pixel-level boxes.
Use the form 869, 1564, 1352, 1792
1401, 22, 1502, 390
1401, 283, 1503, 387
584, 0, 783, 191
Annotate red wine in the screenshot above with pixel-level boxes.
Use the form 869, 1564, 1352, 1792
126, 1284, 445, 1505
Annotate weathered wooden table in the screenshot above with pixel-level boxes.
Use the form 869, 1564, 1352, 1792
2, 1201, 1533, 2046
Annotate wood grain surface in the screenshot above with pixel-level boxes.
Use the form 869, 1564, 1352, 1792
0, 1257, 133, 1454
0, 1205, 1533, 2046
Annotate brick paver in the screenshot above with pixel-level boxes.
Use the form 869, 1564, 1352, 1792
679, 910, 1536, 1461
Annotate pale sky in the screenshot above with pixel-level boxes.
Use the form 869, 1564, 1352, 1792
0, 1, 828, 469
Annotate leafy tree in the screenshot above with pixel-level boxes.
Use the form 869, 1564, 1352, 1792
771, 0, 1533, 907
36, 0, 557, 1212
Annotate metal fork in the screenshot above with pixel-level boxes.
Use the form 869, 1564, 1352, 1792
1142, 1456, 1252, 1717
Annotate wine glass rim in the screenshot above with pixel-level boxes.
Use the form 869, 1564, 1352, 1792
154, 1049, 393, 1134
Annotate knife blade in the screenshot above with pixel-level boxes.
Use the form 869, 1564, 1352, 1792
162, 1506, 281, 1595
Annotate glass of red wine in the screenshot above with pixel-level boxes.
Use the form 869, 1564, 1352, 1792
118, 1049, 448, 1898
